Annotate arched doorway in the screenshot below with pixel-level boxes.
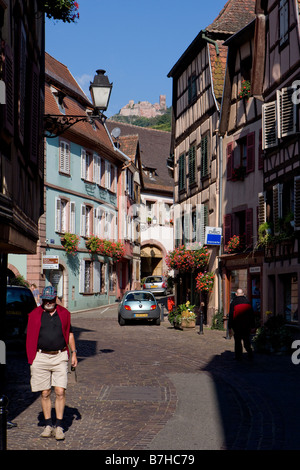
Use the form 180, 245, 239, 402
141, 243, 163, 279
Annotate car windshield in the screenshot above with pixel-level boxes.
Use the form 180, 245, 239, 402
6, 287, 36, 309
125, 292, 155, 302
146, 277, 162, 283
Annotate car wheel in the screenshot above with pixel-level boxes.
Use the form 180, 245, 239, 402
119, 315, 126, 326
154, 317, 160, 326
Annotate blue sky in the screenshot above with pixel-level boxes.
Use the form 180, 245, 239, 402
45, 0, 226, 117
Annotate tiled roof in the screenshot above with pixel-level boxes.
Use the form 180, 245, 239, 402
106, 121, 173, 194
45, 52, 89, 103
45, 53, 116, 157
118, 134, 139, 162
206, 0, 256, 35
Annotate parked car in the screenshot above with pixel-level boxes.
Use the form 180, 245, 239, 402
142, 275, 167, 296
118, 290, 161, 326
6, 285, 37, 339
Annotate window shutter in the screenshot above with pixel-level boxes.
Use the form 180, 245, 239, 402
93, 261, 101, 293
277, 87, 296, 138
224, 214, 232, 245
70, 201, 76, 233
80, 204, 86, 236
81, 149, 87, 179
30, 63, 39, 164
60, 141, 70, 173
262, 102, 278, 149
273, 184, 283, 234
294, 177, 300, 231
245, 208, 253, 248
246, 132, 255, 173
226, 142, 233, 180
175, 218, 181, 247
3, 44, 14, 136
18, 23, 26, 144
55, 197, 61, 232
201, 136, 208, 178
179, 154, 185, 190
258, 192, 266, 226
79, 259, 85, 293
279, 0, 289, 45
184, 211, 191, 244
196, 204, 207, 246
258, 129, 263, 170
188, 146, 196, 185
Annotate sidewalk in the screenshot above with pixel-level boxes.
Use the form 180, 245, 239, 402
5, 307, 300, 451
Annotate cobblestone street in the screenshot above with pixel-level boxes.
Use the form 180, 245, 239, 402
5, 304, 300, 451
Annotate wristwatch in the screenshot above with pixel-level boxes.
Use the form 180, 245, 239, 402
71, 349, 77, 353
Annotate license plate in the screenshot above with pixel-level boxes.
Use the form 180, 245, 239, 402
134, 313, 148, 317
7, 310, 22, 316
151, 285, 157, 288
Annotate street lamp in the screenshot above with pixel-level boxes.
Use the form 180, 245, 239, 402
89, 69, 113, 112
44, 69, 113, 136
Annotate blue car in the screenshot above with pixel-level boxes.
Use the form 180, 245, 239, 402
118, 290, 161, 326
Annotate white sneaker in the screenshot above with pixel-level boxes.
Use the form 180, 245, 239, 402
40, 425, 53, 438
55, 426, 65, 440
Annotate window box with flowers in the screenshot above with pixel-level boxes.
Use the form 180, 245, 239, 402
238, 80, 251, 100
61, 233, 80, 255
86, 236, 125, 260
168, 301, 196, 329
225, 235, 243, 253
232, 165, 246, 181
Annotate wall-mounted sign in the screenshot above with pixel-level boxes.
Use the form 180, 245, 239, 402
42, 255, 59, 270
205, 227, 222, 245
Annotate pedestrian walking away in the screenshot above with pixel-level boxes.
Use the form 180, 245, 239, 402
228, 288, 256, 361
26, 286, 78, 440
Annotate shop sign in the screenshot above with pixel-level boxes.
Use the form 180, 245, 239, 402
205, 227, 222, 245
42, 255, 59, 270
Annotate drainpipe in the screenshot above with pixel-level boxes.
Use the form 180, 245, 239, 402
201, 31, 219, 56
218, 135, 223, 314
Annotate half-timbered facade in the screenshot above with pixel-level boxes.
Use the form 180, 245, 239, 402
252, 0, 300, 325
168, 0, 256, 323
219, 18, 263, 324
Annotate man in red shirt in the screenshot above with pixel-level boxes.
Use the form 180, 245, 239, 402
228, 288, 256, 361
26, 286, 78, 440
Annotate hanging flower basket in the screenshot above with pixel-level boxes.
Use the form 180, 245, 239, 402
86, 236, 125, 260
61, 233, 80, 255
195, 271, 214, 293
43, 0, 80, 23
165, 245, 209, 273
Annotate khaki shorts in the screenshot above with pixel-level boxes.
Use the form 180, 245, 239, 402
30, 350, 69, 392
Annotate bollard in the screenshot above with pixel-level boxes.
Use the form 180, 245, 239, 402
199, 313, 204, 335
160, 303, 164, 322
0, 395, 8, 451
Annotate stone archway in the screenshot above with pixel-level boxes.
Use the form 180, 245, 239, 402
141, 240, 167, 279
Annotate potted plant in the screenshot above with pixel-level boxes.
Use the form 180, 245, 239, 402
168, 301, 196, 329
60, 232, 80, 255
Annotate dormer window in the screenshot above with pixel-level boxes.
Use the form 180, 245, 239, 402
51, 87, 66, 114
